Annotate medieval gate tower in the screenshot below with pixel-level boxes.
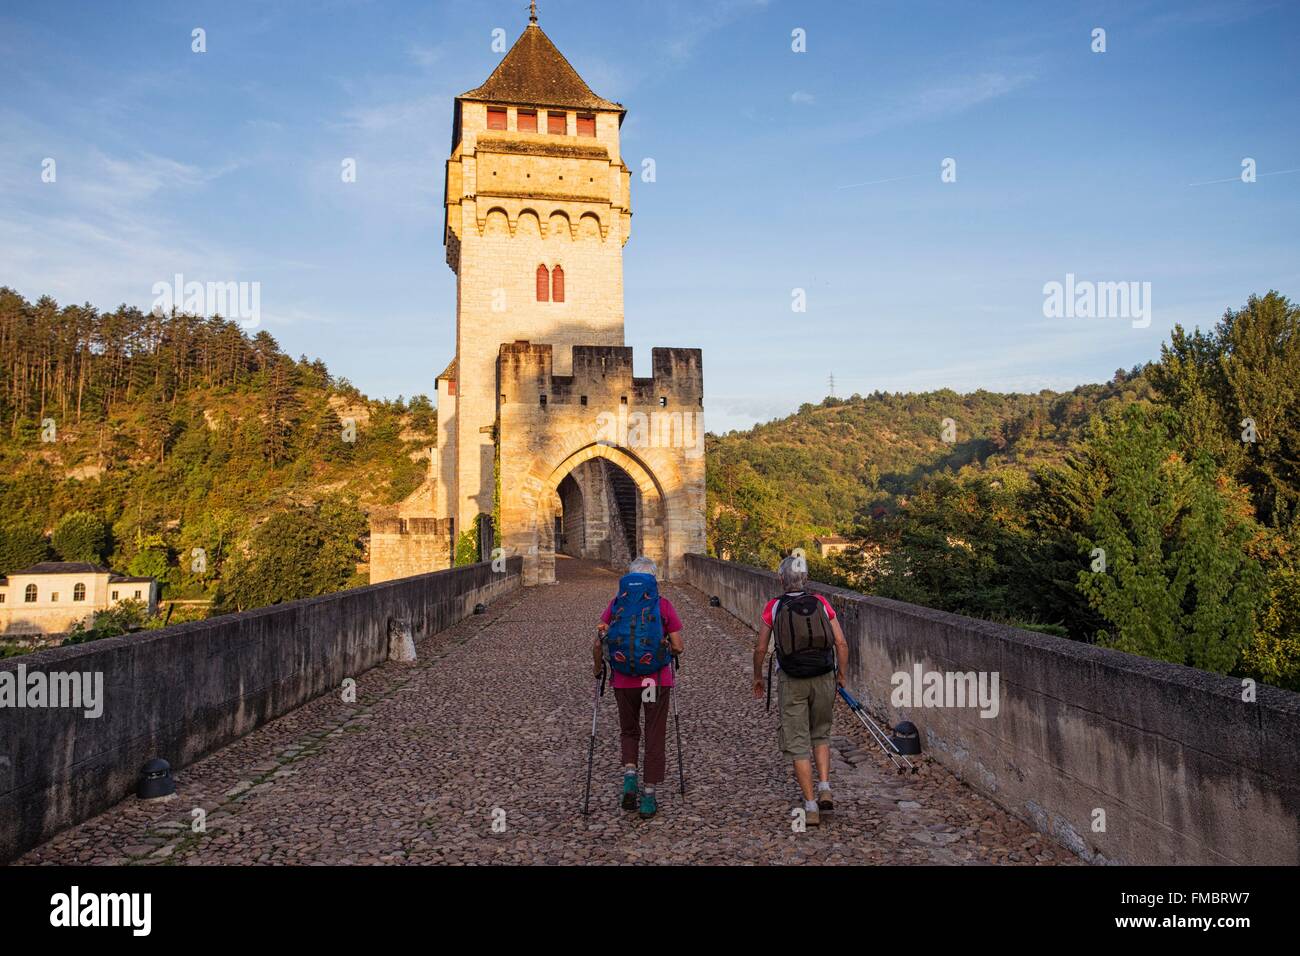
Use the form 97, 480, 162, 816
370, 7, 706, 586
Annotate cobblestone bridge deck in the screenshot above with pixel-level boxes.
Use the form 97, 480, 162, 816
18, 560, 1075, 865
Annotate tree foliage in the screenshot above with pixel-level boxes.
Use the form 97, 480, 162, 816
1152, 291, 1300, 527
0, 288, 434, 615
212, 498, 367, 613
51, 511, 110, 563
0, 523, 50, 575
708, 293, 1300, 690
62, 599, 150, 645
1076, 407, 1260, 671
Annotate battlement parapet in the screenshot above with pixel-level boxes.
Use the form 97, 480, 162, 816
371, 517, 454, 536
498, 342, 702, 407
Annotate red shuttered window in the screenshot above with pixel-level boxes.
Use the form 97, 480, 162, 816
486, 108, 507, 130
576, 114, 595, 137
518, 110, 537, 132
551, 265, 565, 302
547, 111, 567, 134
536, 265, 550, 302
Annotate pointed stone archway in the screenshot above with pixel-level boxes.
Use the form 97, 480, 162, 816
512, 443, 666, 586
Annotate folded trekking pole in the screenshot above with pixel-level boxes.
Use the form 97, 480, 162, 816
671, 654, 685, 795
837, 686, 917, 775
582, 662, 606, 815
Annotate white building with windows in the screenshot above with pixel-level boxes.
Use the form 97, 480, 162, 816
0, 562, 158, 636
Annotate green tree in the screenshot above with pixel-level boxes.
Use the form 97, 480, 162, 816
62, 599, 150, 645
1077, 408, 1261, 673
706, 454, 801, 566
140, 398, 178, 462
1241, 528, 1300, 691
51, 511, 110, 563
317, 496, 368, 579
178, 508, 240, 586
263, 359, 300, 465
406, 394, 436, 434
1152, 291, 1300, 528
1216, 292, 1300, 528
454, 529, 480, 566
213, 498, 365, 612
862, 469, 1037, 622
1019, 451, 1111, 641
0, 523, 50, 575
127, 546, 170, 581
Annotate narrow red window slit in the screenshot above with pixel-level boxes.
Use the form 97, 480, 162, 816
536, 265, 550, 302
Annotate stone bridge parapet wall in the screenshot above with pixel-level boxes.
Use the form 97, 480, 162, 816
0, 558, 522, 862
684, 554, 1300, 865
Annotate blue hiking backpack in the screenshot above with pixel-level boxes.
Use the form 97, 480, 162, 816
604, 572, 669, 677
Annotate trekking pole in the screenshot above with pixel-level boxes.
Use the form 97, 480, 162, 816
836, 686, 917, 774
671, 654, 686, 795
582, 662, 606, 815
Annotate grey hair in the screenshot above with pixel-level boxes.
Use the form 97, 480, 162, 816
778, 554, 808, 592
629, 555, 658, 576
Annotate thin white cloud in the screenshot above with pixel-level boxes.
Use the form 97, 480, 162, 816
334, 93, 445, 134
73, 150, 241, 210
408, 43, 443, 68
315, 91, 448, 223
661, 0, 773, 63
907, 71, 1032, 118
0, 112, 268, 319
790, 67, 1037, 149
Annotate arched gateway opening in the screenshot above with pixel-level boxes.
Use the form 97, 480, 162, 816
527, 444, 665, 585
555, 461, 639, 564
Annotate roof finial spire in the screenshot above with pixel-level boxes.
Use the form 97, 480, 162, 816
529, 1, 538, 25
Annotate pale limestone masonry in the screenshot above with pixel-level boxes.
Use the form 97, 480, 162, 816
368, 517, 452, 584
498, 342, 705, 585
0, 562, 158, 637
369, 14, 705, 585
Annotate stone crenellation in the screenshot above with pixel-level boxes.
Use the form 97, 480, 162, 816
499, 342, 703, 407
368, 517, 453, 583
370, 517, 453, 535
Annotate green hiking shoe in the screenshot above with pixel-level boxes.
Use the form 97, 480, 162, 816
638, 792, 658, 819
621, 774, 638, 811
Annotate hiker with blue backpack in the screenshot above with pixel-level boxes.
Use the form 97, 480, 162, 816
592, 556, 684, 820
752, 553, 851, 827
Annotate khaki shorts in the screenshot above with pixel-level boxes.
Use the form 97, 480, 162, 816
776, 670, 835, 760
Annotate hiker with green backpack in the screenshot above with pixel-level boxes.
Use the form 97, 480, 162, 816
752, 553, 851, 826
592, 556, 684, 820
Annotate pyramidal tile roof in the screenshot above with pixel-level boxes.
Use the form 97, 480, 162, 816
458, 23, 622, 113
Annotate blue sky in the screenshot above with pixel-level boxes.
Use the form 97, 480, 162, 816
2, 0, 1297, 433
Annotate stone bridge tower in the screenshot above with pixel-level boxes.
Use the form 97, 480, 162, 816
369, 8, 705, 585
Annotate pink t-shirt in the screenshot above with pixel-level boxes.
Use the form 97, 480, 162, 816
762, 592, 836, 629
601, 597, 682, 689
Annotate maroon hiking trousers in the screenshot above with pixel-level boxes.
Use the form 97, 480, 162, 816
614, 686, 672, 785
